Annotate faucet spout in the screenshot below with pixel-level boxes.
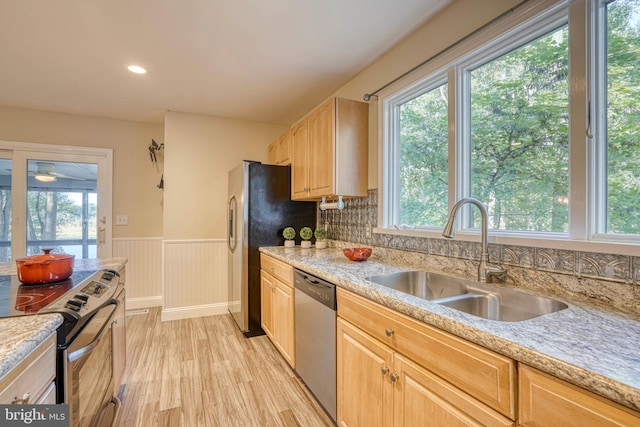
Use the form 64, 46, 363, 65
442, 197, 505, 283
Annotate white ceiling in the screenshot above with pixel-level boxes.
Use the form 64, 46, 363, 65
0, 0, 451, 125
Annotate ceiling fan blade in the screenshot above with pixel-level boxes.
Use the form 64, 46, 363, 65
49, 172, 86, 181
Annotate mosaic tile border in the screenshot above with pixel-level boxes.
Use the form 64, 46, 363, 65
318, 189, 640, 285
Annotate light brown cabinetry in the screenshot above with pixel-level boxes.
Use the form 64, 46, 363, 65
519, 365, 640, 426
337, 317, 393, 427
291, 118, 310, 199
291, 97, 368, 201
337, 288, 516, 426
260, 254, 295, 368
268, 130, 291, 166
0, 332, 56, 405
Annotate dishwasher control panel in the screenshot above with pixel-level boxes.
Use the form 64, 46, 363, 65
293, 269, 337, 310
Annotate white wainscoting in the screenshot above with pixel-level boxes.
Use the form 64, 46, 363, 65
113, 237, 163, 310
162, 239, 228, 321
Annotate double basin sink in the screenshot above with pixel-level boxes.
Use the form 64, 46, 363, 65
365, 270, 567, 322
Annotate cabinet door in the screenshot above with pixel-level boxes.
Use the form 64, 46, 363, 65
337, 318, 393, 427
277, 130, 291, 166
291, 118, 309, 199
260, 271, 274, 339
393, 354, 514, 427
272, 280, 295, 368
519, 365, 640, 426
268, 139, 278, 165
308, 98, 335, 198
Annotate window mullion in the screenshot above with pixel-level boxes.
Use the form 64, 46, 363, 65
451, 65, 472, 232
567, 0, 592, 240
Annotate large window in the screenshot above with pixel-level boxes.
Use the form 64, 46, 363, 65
604, 0, 640, 234
469, 26, 569, 233
398, 82, 449, 227
382, 0, 640, 247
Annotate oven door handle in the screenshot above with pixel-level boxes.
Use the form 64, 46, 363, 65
67, 301, 118, 363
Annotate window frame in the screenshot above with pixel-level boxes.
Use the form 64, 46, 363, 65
376, 0, 640, 254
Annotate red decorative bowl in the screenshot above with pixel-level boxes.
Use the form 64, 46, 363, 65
343, 247, 373, 262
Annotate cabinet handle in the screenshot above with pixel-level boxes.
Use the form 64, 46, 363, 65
380, 366, 389, 375
12, 392, 30, 405
390, 373, 399, 383
385, 328, 394, 337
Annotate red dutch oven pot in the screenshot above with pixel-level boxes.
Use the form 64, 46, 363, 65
16, 249, 75, 284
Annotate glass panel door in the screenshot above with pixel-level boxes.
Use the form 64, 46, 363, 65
26, 160, 97, 258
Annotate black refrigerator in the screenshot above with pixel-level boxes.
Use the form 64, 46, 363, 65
227, 161, 316, 337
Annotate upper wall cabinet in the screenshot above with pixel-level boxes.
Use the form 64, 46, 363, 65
291, 97, 368, 201
267, 129, 291, 166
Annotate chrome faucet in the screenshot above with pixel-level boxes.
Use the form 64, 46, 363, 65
442, 197, 505, 283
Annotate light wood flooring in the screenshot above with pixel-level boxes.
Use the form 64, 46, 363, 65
118, 307, 334, 427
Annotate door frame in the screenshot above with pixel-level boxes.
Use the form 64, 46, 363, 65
0, 140, 113, 259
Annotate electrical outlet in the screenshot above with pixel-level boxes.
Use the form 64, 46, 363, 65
365, 223, 372, 239
116, 215, 128, 226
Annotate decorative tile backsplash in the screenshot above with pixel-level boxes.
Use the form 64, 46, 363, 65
319, 189, 640, 286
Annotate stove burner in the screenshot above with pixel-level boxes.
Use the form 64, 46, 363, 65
15, 281, 72, 313
0, 269, 97, 318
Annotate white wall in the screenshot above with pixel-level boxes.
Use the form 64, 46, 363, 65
161, 111, 287, 318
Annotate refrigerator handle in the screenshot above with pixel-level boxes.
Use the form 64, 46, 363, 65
227, 195, 237, 252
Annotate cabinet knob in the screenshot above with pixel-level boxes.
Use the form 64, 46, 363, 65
380, 366, 389, 375
390, 373, 400, 383
384, 328, 394, 337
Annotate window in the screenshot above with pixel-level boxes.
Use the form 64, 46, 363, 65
381, 0, 640, 247
397, 82, 449, 228
603, 0, 640, 235
469, 26, 569, 232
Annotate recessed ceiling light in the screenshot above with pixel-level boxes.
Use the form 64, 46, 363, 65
127, 65, 147, 74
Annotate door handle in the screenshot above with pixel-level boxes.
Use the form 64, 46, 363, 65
227, 195, 237, 252
98, 216, 107, 246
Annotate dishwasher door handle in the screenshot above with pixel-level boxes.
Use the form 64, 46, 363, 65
301, 274, 331, 289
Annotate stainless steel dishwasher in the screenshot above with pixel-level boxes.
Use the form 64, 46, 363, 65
294, 269, 337, 422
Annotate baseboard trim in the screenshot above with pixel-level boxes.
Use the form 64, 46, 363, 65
160, 302, 229, 322
126, 296, 162, 310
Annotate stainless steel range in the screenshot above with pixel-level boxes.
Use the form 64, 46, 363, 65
0, 267, 125, 426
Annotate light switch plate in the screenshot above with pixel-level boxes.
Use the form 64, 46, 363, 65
116, 215, 128, 226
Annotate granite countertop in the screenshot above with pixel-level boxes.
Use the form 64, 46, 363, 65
260, 246, 640, 413
0, 314, 63, 379
0, 257, 127, 382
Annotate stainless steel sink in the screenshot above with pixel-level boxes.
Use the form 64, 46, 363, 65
365, 271, 469, 300
436, 286, 568, 322
365, 270, 568, 321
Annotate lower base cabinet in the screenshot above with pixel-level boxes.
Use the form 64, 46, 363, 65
260, 254, 295, 368
0, 332, 56, 405
519, 365, 640, 426
337, 318, 514, 427
337, 317, 393, 427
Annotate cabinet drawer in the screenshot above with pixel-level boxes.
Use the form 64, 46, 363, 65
261, 254, 293, 285
337, 288, 516, 420
519, 365, 640, 426
0, 333, 56, 404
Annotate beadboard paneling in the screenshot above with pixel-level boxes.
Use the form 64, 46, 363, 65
113, 237, 163, 309
162, 239, 228, 321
